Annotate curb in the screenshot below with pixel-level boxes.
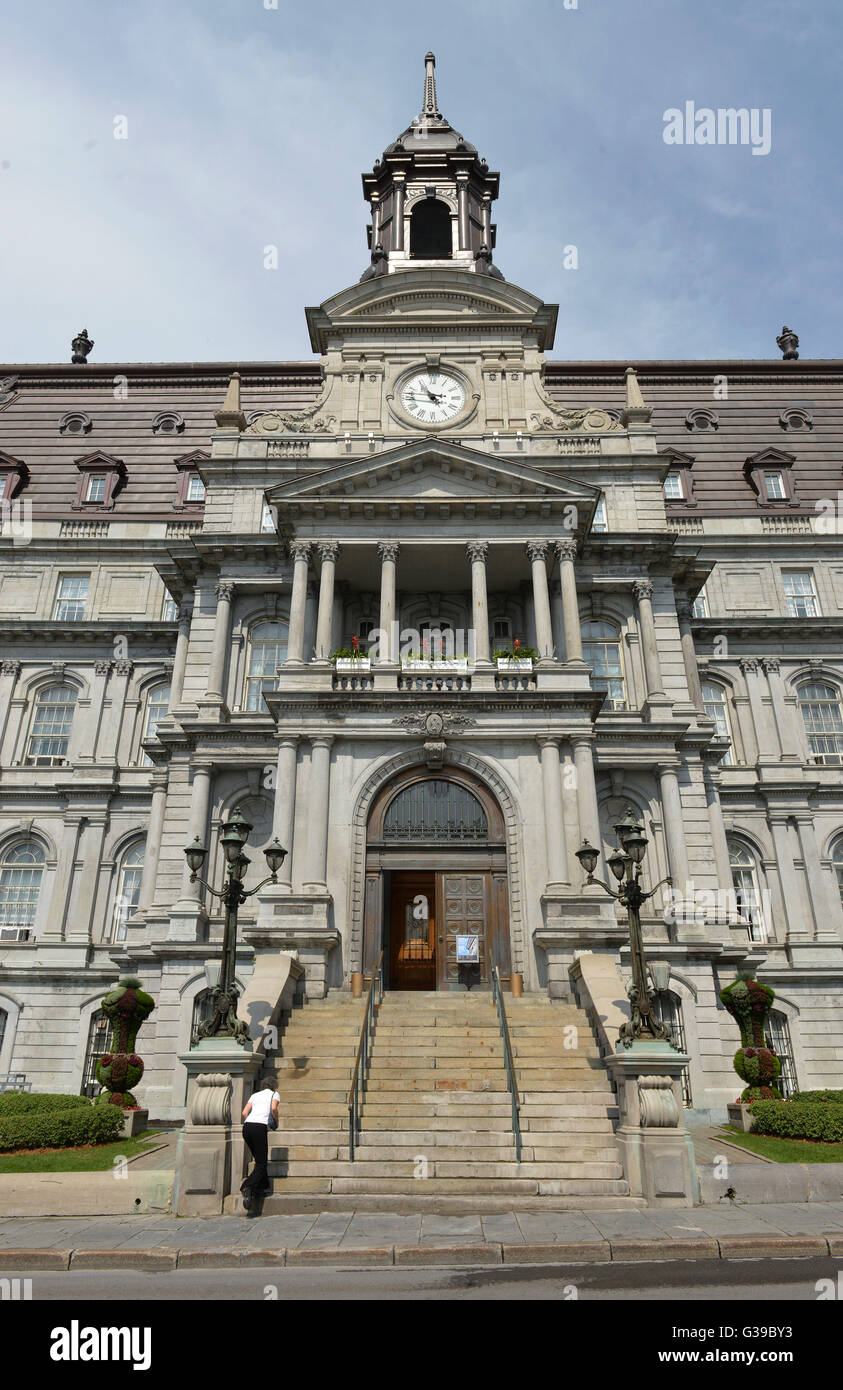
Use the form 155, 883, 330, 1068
0, 1235, 840, 1271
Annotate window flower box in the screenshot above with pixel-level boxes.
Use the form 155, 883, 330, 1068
402, 657, 470, 674
334, 657, 372, 672
496, 657, 534, 673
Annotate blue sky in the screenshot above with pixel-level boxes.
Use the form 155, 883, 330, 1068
1, 0, 840, 363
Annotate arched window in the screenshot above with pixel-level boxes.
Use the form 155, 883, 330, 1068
244, 621, 288, 711
797, 680, 843, 765
191, 988, 215, 1044
729, 839, 766, 943
112, 842, 145, 942
651, 990, 692, 1106
767, 1010, 797, 1098
833, 839, 843, 907
581, 620, 625, 709
410, 199, 452, 259
141, 681, 171, 766
701, 680, 733, 764
0, 840, 45, 941
81, 1010, 110, 1097
0, 1005, 7, 1061
383, 779, 488, 842
27, 684, 78, 765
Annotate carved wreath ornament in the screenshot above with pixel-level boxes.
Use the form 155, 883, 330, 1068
392, 711, 476, 737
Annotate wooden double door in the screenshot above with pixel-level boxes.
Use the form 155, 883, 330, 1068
387, 868, 508, 991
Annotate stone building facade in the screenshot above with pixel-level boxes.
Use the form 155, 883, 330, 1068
0, 55, 841, 1120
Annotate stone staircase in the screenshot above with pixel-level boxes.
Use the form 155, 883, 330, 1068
264, 990, 639, 1211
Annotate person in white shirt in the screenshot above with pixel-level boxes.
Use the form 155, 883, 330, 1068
240, 1077, 280, 1209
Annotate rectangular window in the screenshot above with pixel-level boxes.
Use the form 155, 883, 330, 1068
86, 474, 106, 503
54, 574, 90, 621
782, 570, 818, 618
261, 502, 275, 533
764, 470, 786, 500
187, 473, 206, 502
161, 595, 178, 621
691, 588, 708, 619
663, 472, 683, 500
591, 497, 608, 532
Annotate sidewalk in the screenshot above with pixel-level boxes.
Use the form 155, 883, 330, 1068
1, 1202, 842, 1269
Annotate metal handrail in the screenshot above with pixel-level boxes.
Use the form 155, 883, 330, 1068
347, 951, 384, 1160
490, 962, 522, 1163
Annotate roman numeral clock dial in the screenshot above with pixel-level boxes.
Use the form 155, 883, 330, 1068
400, 371, 466, 425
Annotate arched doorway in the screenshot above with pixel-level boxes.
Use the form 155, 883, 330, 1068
363, 766, 511, 991
410, 199, 452, 259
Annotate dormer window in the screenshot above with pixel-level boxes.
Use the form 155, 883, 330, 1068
744, 447, 797, 507
779, 407, 812, 432
685, 408, 718, 432
660, 449, 696, 505
0, 451, 29, 501
59, 412, 92, 436
152, 411, 185, 436
663, 471, 684, 500
174, 451, 210, 510
73, 451, 126, 510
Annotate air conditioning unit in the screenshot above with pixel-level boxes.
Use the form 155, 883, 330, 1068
0, 928, 31, 942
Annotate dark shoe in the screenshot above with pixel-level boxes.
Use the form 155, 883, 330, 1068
242, 1191, 253, 1210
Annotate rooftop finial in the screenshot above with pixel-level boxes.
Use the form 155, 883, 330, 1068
422, 51, 440, 118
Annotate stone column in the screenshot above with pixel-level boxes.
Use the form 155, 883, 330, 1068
377, 542, 400, 665
481, 192, 492, 244
69, 816, 109, 942
676, 599, 704, 710
77, 660, 111, 761
302, 736, 333, 892
169, 603, 192, 709
285, 542, 311, 666
555, 539, 583, 663
99, 660, 132, 764
795, 812, 843, 942
271, 736, 299, 891
762, 658, 801, 759
467, 541, 491, 664
0, 660, 21, 764
204, 581, 234, 701
42, 817, 83, 940
741, 659, 775, 762
767, 812, 807, 942
657, 764, 690, 894
181, 763, 213, 902
527, 542, 554, 664
138, 769, 168, 910
314, 541, 340, 661
572, 735, 603, 876
633, 579, 667, 699
539, 737, 568, 891
456, 174, 470, 250
393, 176, 406, 252
702, 761, 733, 891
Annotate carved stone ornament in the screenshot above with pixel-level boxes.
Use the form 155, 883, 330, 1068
638, 1074, 681, 1129
393, 710, 477, 737
188, 1072, 232, 1126
0, 376, 19, 410
423, 740, 446, 769
246, 391, 337, 436
530, 407, 622, 434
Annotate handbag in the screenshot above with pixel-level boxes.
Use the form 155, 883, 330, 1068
267, 1090, 278, 1131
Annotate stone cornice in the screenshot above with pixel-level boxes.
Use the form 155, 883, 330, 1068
0, 620, 177, 645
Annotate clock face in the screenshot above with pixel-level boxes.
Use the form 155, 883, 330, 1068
400, 371, 466, 425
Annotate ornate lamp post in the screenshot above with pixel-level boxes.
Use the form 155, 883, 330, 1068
184, 809, 287, 1047
575, 808, 679, 1050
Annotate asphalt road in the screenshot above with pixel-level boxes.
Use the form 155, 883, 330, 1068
8, 1256, 842, 1300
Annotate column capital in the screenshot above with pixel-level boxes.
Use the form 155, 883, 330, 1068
275, 732, 301, 749
536, 734, 560, 751
739, 658, 759, 674
289, 539, 312, 563
571, 731, 596, 750
675, 600, 692, 623
761, 657, 780, 673
555, 538, 578, 564
318, 540, 341, 564
177, 601, 193, 624
1, 660, 21, 677
377, 541, 400, 563
526, 541, 549, 563
113, 660, 134, 677
310, 734, 335, 750
215, 580, 235, 603
94, 660, 113, 676
632, 578, 654, 601
466, 540, 489, 564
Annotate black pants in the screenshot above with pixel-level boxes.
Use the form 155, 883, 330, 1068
242, 1122, 271, 1195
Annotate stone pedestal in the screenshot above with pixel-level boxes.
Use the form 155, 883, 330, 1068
606, 1040, 699, 1207
254, 888, 340, 999
174, 1038, 261, 1216
727, 1102, 756, 1133
120, 1108, 148, 1139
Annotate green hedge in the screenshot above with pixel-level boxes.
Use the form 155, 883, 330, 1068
790, 1090, 843, 1106
0, 1092, 90, 1116
0, 1104, 124, 1152
750, 1100, 843, 1143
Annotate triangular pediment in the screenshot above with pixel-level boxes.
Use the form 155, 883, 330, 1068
268, 438, 599, 513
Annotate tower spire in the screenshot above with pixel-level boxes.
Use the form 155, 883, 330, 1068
422, 51, 441, 119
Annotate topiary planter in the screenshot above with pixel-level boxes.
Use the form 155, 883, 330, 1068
720, 974, 782, 1102
95, 976, 155, 1109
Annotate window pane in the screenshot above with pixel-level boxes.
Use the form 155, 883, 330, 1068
245, 621, 288, 710
783, 572, 818, 617
729, 841, 765, 942
141, 683, 171, 765
54, 575, 90, 620
383, 780, 488, 841
798, 682, 843, 764
591, 497, 608, 532
113, 845, 145, 942
28, 685, 77, 763
767, 1011, 797, 1098
651, 992, 692, 1105
86, 474, 106, 502
764, 470, 785, 500
663, 472, 683, 499
0, 840, 44, 935
582, 622, 625, 704
187, 474, 205, 501
701, 682, 733, 763
834, 842, 843, 906
81, 1011, 110, 1097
